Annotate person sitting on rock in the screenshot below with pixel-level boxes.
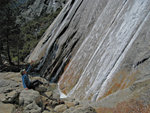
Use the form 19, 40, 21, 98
20, 61, 42, 90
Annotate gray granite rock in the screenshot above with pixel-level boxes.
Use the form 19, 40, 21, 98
45, 91, 53, 98
24, 101, 42, 113
0, 79, 19, 93
71, 106, 96, 113
0, 102, 15, 113
21, 0, 67, 21
63, 107, 75, 113
19, 89, 41, 106
2, 90, 19, 103
54, 104, 68, 112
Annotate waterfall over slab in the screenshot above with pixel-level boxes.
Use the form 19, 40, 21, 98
28, 0, 150, 112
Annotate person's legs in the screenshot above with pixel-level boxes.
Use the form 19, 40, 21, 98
27, 80, 43, 89
28, 83, 34, 89
31, 80, 43, 89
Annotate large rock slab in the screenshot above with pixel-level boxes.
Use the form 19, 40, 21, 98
28, 0, 110, 82
27, 0, 150, 112
91, 76, 150, 113
59, 0, 150, 101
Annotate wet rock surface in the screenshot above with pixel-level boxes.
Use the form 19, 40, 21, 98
27, 0, 150, 109
91, 75, 150, 113
18, 0, 150, 112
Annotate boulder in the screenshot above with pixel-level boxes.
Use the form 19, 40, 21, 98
19, 89, 41, 106
0, 102, 15, 113
65, 101, 79, 108
42, 111, 53, 113
0, 79, 19, 93
51, 100, 60, 107
31, 76, 49, 85
45, 91, 53, 98
63, 107, 75, 113
45, 106, 53, 112
0, 72, 22, 83
47, 83, 57, 91
35, 86, 47, 94
54, 104, 68, 112
0, 93, 6, 102
2, 90, 19, 103
52, 89, 60, 99
71, 106, 96, 113
24, 101, 41, 113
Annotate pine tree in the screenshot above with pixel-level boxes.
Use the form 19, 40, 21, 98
0, 0, 20, 65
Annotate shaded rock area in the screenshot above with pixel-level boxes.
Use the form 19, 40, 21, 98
0, 72, 96, 113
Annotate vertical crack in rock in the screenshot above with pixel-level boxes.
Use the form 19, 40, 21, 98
60, 0, 76, 24
39, 1, 84, 81
50, 35, 79, 82
41, 0, 75, 46
36, 0, 84, 80
134, 56, 150, 68
43, 31, 78, 81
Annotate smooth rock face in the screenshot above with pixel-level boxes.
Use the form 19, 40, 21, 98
59, 0, 150, 101
28, 0, 150, 112
91, 76, 150, 113
59, 0, 150, 100
28, 0, 110, 81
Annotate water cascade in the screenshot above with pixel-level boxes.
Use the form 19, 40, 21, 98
28, 0, 150, 110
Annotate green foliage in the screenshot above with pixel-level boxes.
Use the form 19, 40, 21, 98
0, 0, 20, 65
0, 0, 62, 65
19, 8, 62, 62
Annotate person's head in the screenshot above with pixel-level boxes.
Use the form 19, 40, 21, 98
20, 69, 26, 75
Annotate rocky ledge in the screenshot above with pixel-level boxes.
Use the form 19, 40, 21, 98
0, 72, 96, 113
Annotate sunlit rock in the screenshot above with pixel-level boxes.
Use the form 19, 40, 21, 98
28, 0, 150, 112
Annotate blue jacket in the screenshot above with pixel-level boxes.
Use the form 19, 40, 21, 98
21, 65, 31, 88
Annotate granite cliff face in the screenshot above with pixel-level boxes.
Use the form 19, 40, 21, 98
28, 0, 150, 112
21, 0, 68, 21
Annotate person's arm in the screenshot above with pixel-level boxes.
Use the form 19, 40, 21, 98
26, 60, 34, 72
22, 75, 28, 89
26, 64, 31, 73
